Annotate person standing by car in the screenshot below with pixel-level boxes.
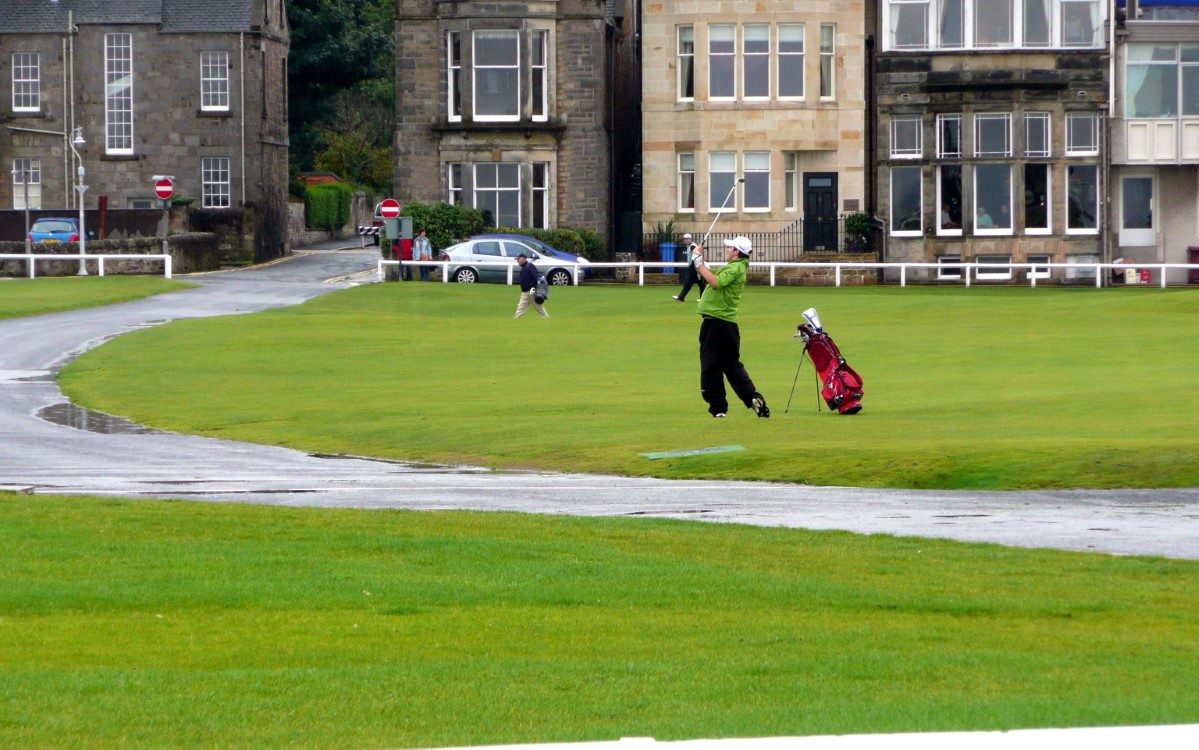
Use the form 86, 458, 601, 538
671, 232, 706, 302
414, 230, 433, 282
513, 254, 548, 319
693, 236, 769, 419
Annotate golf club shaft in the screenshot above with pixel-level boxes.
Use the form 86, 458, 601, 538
702, 177, 745, 247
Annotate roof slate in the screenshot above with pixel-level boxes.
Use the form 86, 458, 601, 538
2, 0, 255, 34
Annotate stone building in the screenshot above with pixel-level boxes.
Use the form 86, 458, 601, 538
874, 0, 1109, 282
395, 0, 635, 243
1, 0, 290, 261
1109, 0, 1199, 284
641, 1, 867, 257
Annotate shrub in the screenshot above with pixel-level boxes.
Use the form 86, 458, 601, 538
305, 182, 353, 232
401, 201, 487, 252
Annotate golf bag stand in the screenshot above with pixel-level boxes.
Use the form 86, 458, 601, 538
796, 321, 864, 415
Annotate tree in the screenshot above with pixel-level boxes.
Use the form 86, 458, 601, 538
312, 84, 393, 193
287, 0, 395, 174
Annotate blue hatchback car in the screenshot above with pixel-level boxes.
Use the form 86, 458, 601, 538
28, 217, 80, 244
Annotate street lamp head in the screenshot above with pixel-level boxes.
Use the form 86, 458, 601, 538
72, 127, 85, 146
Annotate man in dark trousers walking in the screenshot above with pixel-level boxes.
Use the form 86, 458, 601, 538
693, 236, 769, 419
671, 232, 706, 302
513, 253, 548, 318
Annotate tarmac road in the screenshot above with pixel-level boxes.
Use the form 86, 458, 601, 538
2, 245, 1197, 560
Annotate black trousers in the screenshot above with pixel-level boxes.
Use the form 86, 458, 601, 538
699, 316, 760, 415
677, 263, 707, 300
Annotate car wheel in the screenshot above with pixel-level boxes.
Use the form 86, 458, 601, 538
548, 269, 572, 286
455, 268, 479, 284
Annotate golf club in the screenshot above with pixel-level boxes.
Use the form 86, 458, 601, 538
701, 177, 745, 247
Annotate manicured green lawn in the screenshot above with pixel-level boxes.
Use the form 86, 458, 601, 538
0, 275, 193, 319
61, 283, 1199, 489
1, 494, 1196, 749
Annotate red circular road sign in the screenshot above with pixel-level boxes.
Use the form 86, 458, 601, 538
379, 198, 401, 219
154, 178, 175, 201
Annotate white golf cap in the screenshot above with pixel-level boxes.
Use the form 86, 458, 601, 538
723, 235, 753, 256
682, 233, 692, 239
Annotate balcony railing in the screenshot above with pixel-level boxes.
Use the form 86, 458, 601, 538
637, 216, 877, 262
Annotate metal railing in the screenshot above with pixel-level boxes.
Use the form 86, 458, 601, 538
378, 259, 1198, 288
638, 217, 877, 262
0, 253, 173, 279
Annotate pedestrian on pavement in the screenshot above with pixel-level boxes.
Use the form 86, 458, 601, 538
414, 229, 433, 282
513, 253, 548, 319
694, 235, 769, 419
672, 232, 706, 302
399, 237, 414, 281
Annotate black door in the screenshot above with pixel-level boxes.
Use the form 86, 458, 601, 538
803, 173, 838, 251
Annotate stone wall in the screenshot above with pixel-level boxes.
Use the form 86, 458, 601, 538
0, 232, 219, 277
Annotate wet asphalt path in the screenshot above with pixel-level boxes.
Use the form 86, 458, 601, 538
2, 247, 1197, 560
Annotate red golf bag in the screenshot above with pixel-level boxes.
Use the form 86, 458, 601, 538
797, 323, 863, 415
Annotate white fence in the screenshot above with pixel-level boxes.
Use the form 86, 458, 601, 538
378, 259, 1198, 289
1, 253, 173, 280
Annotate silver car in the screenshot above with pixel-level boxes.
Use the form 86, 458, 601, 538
440, 237, 588, 285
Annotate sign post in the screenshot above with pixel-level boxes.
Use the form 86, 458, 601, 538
153, 175, 175, 257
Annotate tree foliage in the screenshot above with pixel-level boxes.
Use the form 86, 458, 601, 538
401, 202, 487, 252
287, 0, 395, 181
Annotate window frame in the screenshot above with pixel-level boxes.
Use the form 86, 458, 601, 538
11, 52, 40, 112
936, 164, 963, 237
473, 162, 522, 228
678, 152, 696, 213
1025, 112, 1051, 157
11, 157, 41, 210
709, 24, 736, 100
937, 255, 963, 280
472, 30, 520, 123
709, 151, 737, 211
1066, 163, 1100, 235
974, 113, 1013, 158
777, 24, 805, 100
1065, 113, 1099, 156
891, 115, 924, 159
881, 0, 1106, 52
447, 31, 462, 122
975, 254, 1014, 281
973, 163, 1014, 236
888, 0, 930, 51
937, 114, 962, 158
200, 51, 230, 112
531, 30, 548, 122
532, 161, 550, 229
201, 156, 232, 208
819, 24, 836, 100
448, 163, 463, 205
678, 25, 695, 101
1024, 162, 1052, 235
743, 24, 771, 100
1028, 253, 1052, 280
105, 33, 135, 155
784, 151, 799, 211
890, 165, 923, 237
1119, 172, 1155, 247
743, 151, 770, 212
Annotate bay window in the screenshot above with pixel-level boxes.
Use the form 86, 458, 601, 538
883, 0, 1105, 51
475, 163, 520, 227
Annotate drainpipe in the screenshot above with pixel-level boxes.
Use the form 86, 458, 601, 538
240, 32, 247, 207
67, 11, 76, 209
1103, 0, 1116, 284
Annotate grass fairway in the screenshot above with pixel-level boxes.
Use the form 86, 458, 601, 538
0, 275, 193, 319
1, 494, 1196, 749
61, 283, 1199, 489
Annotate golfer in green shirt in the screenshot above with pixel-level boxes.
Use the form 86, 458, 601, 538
694, 236, 770, 419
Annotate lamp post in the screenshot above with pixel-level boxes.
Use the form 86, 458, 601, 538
69, 127, 88, 276
11, 166, 32, 254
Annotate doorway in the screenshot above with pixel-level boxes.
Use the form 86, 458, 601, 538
803, 172, 838, 251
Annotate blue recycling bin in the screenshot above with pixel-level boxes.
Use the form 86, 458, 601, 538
660, 241, 678, 275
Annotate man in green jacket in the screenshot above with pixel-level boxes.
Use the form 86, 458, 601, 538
694, 236, 770, 419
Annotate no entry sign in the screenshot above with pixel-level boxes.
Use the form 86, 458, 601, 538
154, 178, 175, 201
379, 198, 401, 219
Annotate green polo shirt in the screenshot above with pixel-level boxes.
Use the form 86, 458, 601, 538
696, 258, 748, 323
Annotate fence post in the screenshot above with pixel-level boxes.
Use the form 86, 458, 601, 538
770, 264, 776, 287
98, 257, 106, 277
164, 254, 172, 280
1095, 264, 1102, 289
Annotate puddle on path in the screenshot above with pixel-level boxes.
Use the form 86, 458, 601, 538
37, 402, 163, 435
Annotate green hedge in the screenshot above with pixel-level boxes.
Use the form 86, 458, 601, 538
400, 201, 487, 253
305, 182, 353, 231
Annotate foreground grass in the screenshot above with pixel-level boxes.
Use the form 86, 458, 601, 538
0, 275, 193, 319
61, 283, 1199, 490
1, 494, 1196, 749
